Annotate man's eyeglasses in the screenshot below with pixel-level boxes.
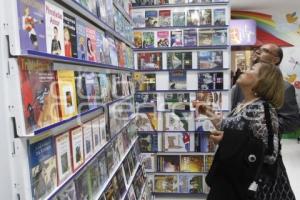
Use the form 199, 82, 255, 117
254, 47, 278, 57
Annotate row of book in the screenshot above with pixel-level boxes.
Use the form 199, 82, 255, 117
17, 0, 133, 68
132, 8, 227, 28
19, 57, 134, 134
134, 71, 225, 91
139, 131, 216, 153
132, 0, 227, 6
135, 91, 229, 112
136, 50, 225, 70
135, 112, 222, 132
134, 29, 227, 48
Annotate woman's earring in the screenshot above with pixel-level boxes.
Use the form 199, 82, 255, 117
254, 92, 258, 96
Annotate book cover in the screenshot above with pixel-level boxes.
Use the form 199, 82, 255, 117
75, 170, 92, 200
107, 34, 119, 66
205, 155, 214, 172
140, 153, 155, 172
213, 8, 226, 25
19, 58, 60, 133
200, 9, 212, 25
135, 93, 157, 112
96, 29, 105, 63
83, 121, 94, 160
198, 29, 213, 46
198, 50, 223, 69
132, 0, 156, 6
98, 0, 108, 24
116, 168, 127, 196
145, 10, 158, 27
195, 128, 216, 152
180, 155, 204, 172
134, 31, 143, 48
111, 175, 121, 200
157, 155, 180, 172
139, 132, 158, 152
164, 93, 190, 111
104, 181, 116, 200
98, 152, 109, 185
187, 10, 200, 26
88, 159, 101, 198
212, 29, 227, 45
138, 52, 162, 70
91, 117, 101, 152
157, 31, 169, 47
55, 132, 72, 183
125, 47, 134, 69
76, 20, 87, 60
183, 29, 197, 47
170, 30, 183, 47
52, 181, 76, 200
132, 10, 145, 28
103, 35, 111, 64
69, 126, 84, 171
45, 1, 64, 56
154, 175, 178, 192
99, 114, 107, 146
98, 73, 112, 103
169, 70, 186, 90
172, 11, 185, 27
179, 175, 189, 193
29, 136, 57, 199
159, 10, 171, 27
87, 0, 97, 16
196, 91, 224, 110
17, 0, 46, 52
127, 185, 137, 200
163, 112, 193, 131
63, 12, 77, 58
136, 112, 158, 131
75, 71, 88, 113
183, 52, 193, 69
84, 72, 100, 109
116, 41, 126, 68
123, 158, 132, 183
132, 168, 146, 197
179, 175, 203, 193
143, 32, 155, 48
163, 132, 191, 152
133, 73, 156, 91
86, 26, 97, 62
56, 70, 78, 119
167, 52, 183, 70
105, 0, 115, 28
198, 72, 224, 90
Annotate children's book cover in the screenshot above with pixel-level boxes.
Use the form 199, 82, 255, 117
86, 27, 97, 62
76, 20, 87, 60
145, 10, 159, 27
63, 12, 77, 58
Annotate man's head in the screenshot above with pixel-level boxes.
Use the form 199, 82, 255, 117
252, 43, 283, 66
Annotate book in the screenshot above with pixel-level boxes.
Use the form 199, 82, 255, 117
88, 159, 101, 198
75, 170, 92, 200
133, 73, 156, 91
183, 52, 193, 69
187, 10, 200, 26
170, 30, 183, 47
98, 0, 108, 24
107, 34, 119, 66
136, 112, 158, 131
198, 72, 224, 90
199, 9, 212, 25
134, 31, 143, 48
179, 175, 203, 193
116, 41, 126, 68
135, 93, 157, 112
172, 11, 185, 27
86, 26, 97, 62
212, 29, 227, 45
127, 185, 137, 200
140, 153, 156, 172
115, 168, 127, 196
198, 29, 213, 46
76, 20, 87, 60
123, 158, 132, 183
157, 155, 180, 172
69, 126, 84, 171
198, 50, 223, 69
91, 117, 101, 152
104, 181, 116, 200
138, 52, 162, 70
96, 29, 105, 63
84, 72, 101, 109
105, 0, 115, 28
145, 10, 159, 27
180, 155, 204, 172
183, 29, 197, 46
52, 181, 76, 200
132, 10, 145, 28
99, 113, 107, 145
205, 155, 214, 172
102, 35, 111, 64
143, 32, 155, 48
167, 52, 192, 69
55, 132, 72, 183
18, 58, 60, 133
125, 47, 134, 69
105, 145, 115, 175
98, 73, 112, 103
132, 168, 146, 197
196, 91, 225, 110
169, 70, 186, 90
163, 132, 191, 152
163, 112, 194, 131
132, 0, 156, 6
56, 70, 78, 119
45, 1, 64, 56
139, 132, 158, 152
154, 175, 178, 192
17, 0, 46, 52
159, 10, 171, 27
83, 121, 94, 160
164, 93, 190, 110
63, 13, 77, 58
98, 152, 109, 185
213, 8, 226, 25
195, 127, 216, 152
29, 136, 57, 199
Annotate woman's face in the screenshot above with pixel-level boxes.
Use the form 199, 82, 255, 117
236, 63, 261, 88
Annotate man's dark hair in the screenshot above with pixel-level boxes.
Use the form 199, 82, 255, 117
276, 46, 283, 65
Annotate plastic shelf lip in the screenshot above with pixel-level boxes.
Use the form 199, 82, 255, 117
153, 192, 208, 197
135, 68, 229, 72
135, 89, 229, 93
133, 25, 229, 30
131, 2, 229, 9
133, 45, 229, 51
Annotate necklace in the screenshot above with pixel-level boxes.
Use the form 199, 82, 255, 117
232, 97, 260, 115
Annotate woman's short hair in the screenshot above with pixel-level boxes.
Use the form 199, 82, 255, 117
252, 62, 284, 108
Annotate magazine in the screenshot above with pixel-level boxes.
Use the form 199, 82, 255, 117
164, 93, 190, 111
169, 70, 186, 90
157, 31, 170, 47
198, 29, 213, 46
136, 112, 158, 131
134, 31, 143, 48
180, 155, 204, 172
135, 93, 157, 112
198, 50, 223, 69
172, 11, 185, 27
63, 13, 77, 58
139, 132, 158, 152
187, 10, 200, 26
70, 126, 84, 171
154, 175, 178, 192
170, 30, 183, 47
183, 29, 197, 46
132, 10, 145, 28
143, 32, 155, 48
159, 10, 171, 27
199, 9, 212, 25
198, 72, 224, 90
133, 73, 156, 91
212, 29, 227, 45
145, 10, 159, 27
137, 52, 162, 70
213, 8, 226, 25
163, 112, 194, 131
157, 155, 180, 172
163, 132, 191, 152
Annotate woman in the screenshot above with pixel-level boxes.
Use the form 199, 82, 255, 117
194, 62, 295, 200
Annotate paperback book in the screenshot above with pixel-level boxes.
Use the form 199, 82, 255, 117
205, 155, 214, 172
163, 112, 194, 131
83, 121, 94, 160
132, 10, 145, 28
213, 8, 226, 25
86, 27, 97, 62
169, 70, 186, 90
172, 11, 186, 27
52, 181, 76, 200
76, 20, 87, 60
89, 159, 101, 197
96, 29, 105, 63
170, 30, 183, 47
140, 153, 156, 172
195, 126, 216, 152
195, 91, 226, 110
145, 10, 159, 27
212, 29, 227, 45
199, 9, 212, 25
63, 13, 77, 58
187, 10, 200, 26
139, 132, 158, 152
98, 73, 112, 103
183, 29, 197, 47
157, 31, 170, 47
116, 41, 126, 68
137, 52, 162, 70
180, 155, 204, 172
74, 170, 92, 200
163, 132, 192, 152
143, 32, 155, 48
98, 152, 109, 185
198, 72, 224, 90
91, 117, 101, 152
164, 93, 190, 111
98, 0, 108, 24
157, 155, 180, 172
134, 31, 143, 48
69, 126, 84, 171
154, 175, 178, 193
136, 112, 158, 131
133, 73, 156, 91
135, 93, 157, 112
167, 52, 192, 69
159, 10, 171, 27
179, 175, 203, 193
198, 29, 213, 46
198, 50, 223, 69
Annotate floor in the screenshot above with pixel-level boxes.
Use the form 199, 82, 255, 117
155, 139, 300, 200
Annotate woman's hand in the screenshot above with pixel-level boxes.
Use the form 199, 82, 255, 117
192, 100, 214, 117
209, 130, 224, 145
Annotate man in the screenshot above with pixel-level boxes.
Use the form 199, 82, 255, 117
231, 43, 300, 133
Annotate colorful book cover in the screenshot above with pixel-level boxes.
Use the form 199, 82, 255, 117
143, 32, 155, 48
116, 40, 126, 68
96, 29, 105, 63
83, 121, 94, 160
105, 0, 115, 28
198, 29, 213, 46
57, 70, 78, 119
136, 112, 158, 131
84, 72, 101, 109
55, 132, 72, 183
164, 93, 190, 110
163, 112, 193, 131
138, 52, 162, 70
139, 132, 158, 152
198, 72, 224, 90
212, 29, 227, 45
123, 158, 132, 183
104, 181, 116, 200
134, 31, 143, 48
133, 73, 156, 91
167, 52, 183, 69
157, 155, 180, 172
187, 10, 200, 26
154, 175, 178, 192
75, 71, 88, 113
63, 13, 77, 58
140, 153, 155, 172
107, 34, 119, 66
163, 132, 190, 152
19, 58, 60, 134
29, 136, 57, 199
183, 52, 192, 69
125, 47, 134, 69
159, 10, 171, 27
75, 170, 92, 200
135, 93, 157, 112
115, 168, 127, 196
214, 8, 226, 25
157, 31, 169, 47
45, 1, 64, 56
179, 175, 203, 193
17, 0, 46, 52
52, 181, 76, 200
205, 155, 214, 172
132, 10, 145, 28
145, 10, 159, 27
183, 29, 197, 47
200, 9, 212, 25
69, 126, 84, 171
85, 27, 97, 62
98, 73, 112, 103
173, 11, 185, 27
169, 70, 186, 90
196, 91, 225, 110
76, 20, 87, 60
103, 35, 111, 64
98, 0, 108, 24
180, 155, 204, 172
170, 30, 183, 47
198, 50, 223, 69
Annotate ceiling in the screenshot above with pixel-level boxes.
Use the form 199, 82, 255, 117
230, 0, 300, 10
